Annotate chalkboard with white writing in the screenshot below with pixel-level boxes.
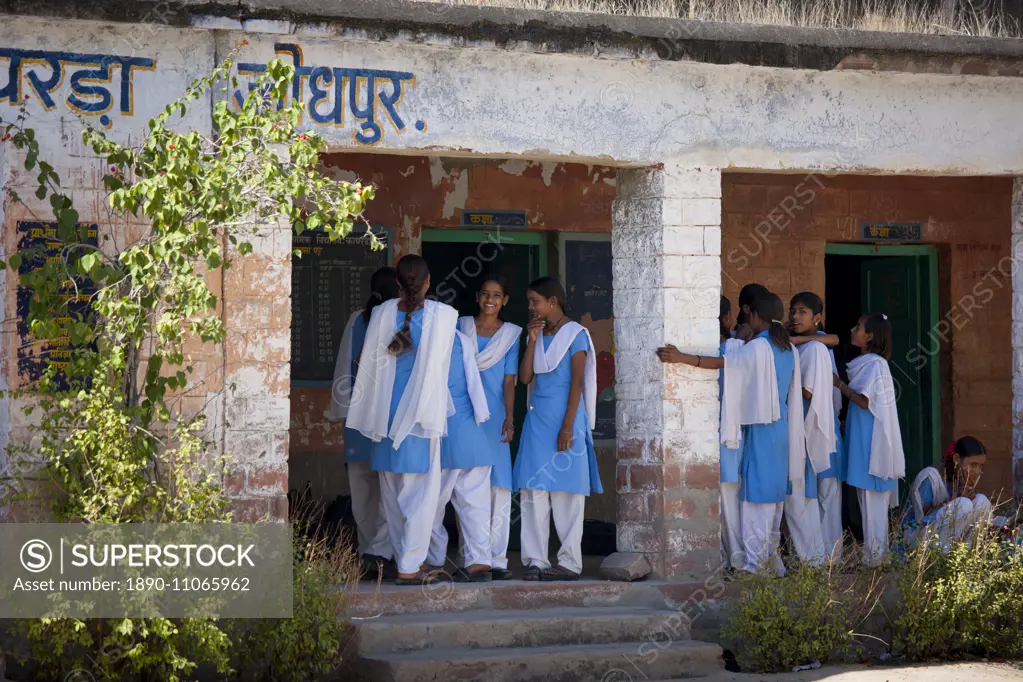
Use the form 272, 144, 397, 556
290, 226, 391, 385
16, 221, 98, 389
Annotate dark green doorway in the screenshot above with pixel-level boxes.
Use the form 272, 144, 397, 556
825, 244, 940, 535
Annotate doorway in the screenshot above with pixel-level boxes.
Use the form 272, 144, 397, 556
824, 244, 940, 533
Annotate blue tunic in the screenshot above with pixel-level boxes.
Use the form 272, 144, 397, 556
442, 334, 495, 470
902, 469, 949, 527
513, 330, 603, 496
370, 310, 434, 475
343, 314, 374, 464
844, 403, 899, 493
740, 331, 794, 504
719, 340, 742, 484
477, 332, 520, 490
816, 412, 846, 481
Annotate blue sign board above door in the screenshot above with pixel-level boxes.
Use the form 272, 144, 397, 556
462, 210, 528, 229
861, 222, 922, 242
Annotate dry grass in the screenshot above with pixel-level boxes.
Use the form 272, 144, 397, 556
415, 0, 1023, 38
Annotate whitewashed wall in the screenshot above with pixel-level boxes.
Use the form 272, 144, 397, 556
216, 30, 1023, 174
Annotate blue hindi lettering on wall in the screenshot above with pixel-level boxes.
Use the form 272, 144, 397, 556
0, 48, 156, 128
15, 222, 99, 389
233, 43, 426, 147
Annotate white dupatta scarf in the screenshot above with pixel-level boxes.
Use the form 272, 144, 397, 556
531, 321, 597, 430
347, 299, 458, 450
326, 310, 362, 422
908, 466, 947, 525
846, 352, 906, 505
457, 316, 523, 372
454, 329, 491, 426
799, 340, 837, 474
720, 336, 806, 486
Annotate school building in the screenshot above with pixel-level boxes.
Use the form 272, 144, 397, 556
2, 0, 1023, 591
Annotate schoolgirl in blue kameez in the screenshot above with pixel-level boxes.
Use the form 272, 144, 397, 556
659, 291, 805, 576
327, 267, 399, 575
835, 313, 905, 566
347, 255, 460, 585
457, 277, 521, 580
514, 277, 602, 581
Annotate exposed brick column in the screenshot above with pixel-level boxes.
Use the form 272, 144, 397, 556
221, 220, 292, 521
1013, 178, 1023, 500
608, 165, 722, 579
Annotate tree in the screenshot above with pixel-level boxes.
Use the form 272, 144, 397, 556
0, 49, 375, 680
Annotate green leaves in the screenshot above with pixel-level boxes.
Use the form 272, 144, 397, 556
1, 48, 374, 682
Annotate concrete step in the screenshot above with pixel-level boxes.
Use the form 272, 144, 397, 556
356, 606, 693, 655
348, 578, 737, 617
355, 639, 724, 682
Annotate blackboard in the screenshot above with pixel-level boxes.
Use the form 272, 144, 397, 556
561, 235, 615, 443
290, 225, 391, 385
16, 221, 98, 388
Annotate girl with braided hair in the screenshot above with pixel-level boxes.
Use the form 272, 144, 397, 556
347, 255, 461, 585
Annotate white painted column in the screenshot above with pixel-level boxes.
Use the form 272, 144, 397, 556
610, 164, 722, 579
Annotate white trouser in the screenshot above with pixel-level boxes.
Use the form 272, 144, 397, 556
347, 460, 393, 560
378, 444, 443, 575
784, 486, 826, 566
911, 493, 992, 552
520, 489, 585, 574
817, 477, 843, 563
741, 501, 785, 576
720, 482, 744, 570
490, 486, 513, 569
857, 488, 891, 567
426, 466, 493, 568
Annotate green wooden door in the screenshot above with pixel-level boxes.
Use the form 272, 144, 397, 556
860, 256, 933, 489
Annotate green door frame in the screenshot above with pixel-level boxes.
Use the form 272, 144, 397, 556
825, 243, 941, 467
421, 228, 547, 276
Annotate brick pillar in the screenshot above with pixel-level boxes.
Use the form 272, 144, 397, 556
1013, 178, 1023, 499
608, 165, 722, 580
222, 221, 292, 521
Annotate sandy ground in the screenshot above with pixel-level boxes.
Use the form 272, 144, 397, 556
697, 662, 1023, 682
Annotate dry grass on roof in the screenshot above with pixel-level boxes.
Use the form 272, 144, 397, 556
416, 0, 1023, 38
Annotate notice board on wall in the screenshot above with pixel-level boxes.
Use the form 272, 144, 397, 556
290, 225, 391, 386
16, 221, 98, 389
559, 233, 615, 444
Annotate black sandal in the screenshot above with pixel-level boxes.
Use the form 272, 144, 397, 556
490, 567, 513, 581
539, 565, 580, 581
522, 565, 541, 581
453, 567, 491, 583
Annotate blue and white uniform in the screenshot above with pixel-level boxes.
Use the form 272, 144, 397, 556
785, 338, 835, 566
843, 352, 905, 566
327, 310, 390, 560
720, 331, 805, 575
347, 299, 458, 576
514, 321, 602, 574
903, 466, 992, 552
457, 317, 522, 571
